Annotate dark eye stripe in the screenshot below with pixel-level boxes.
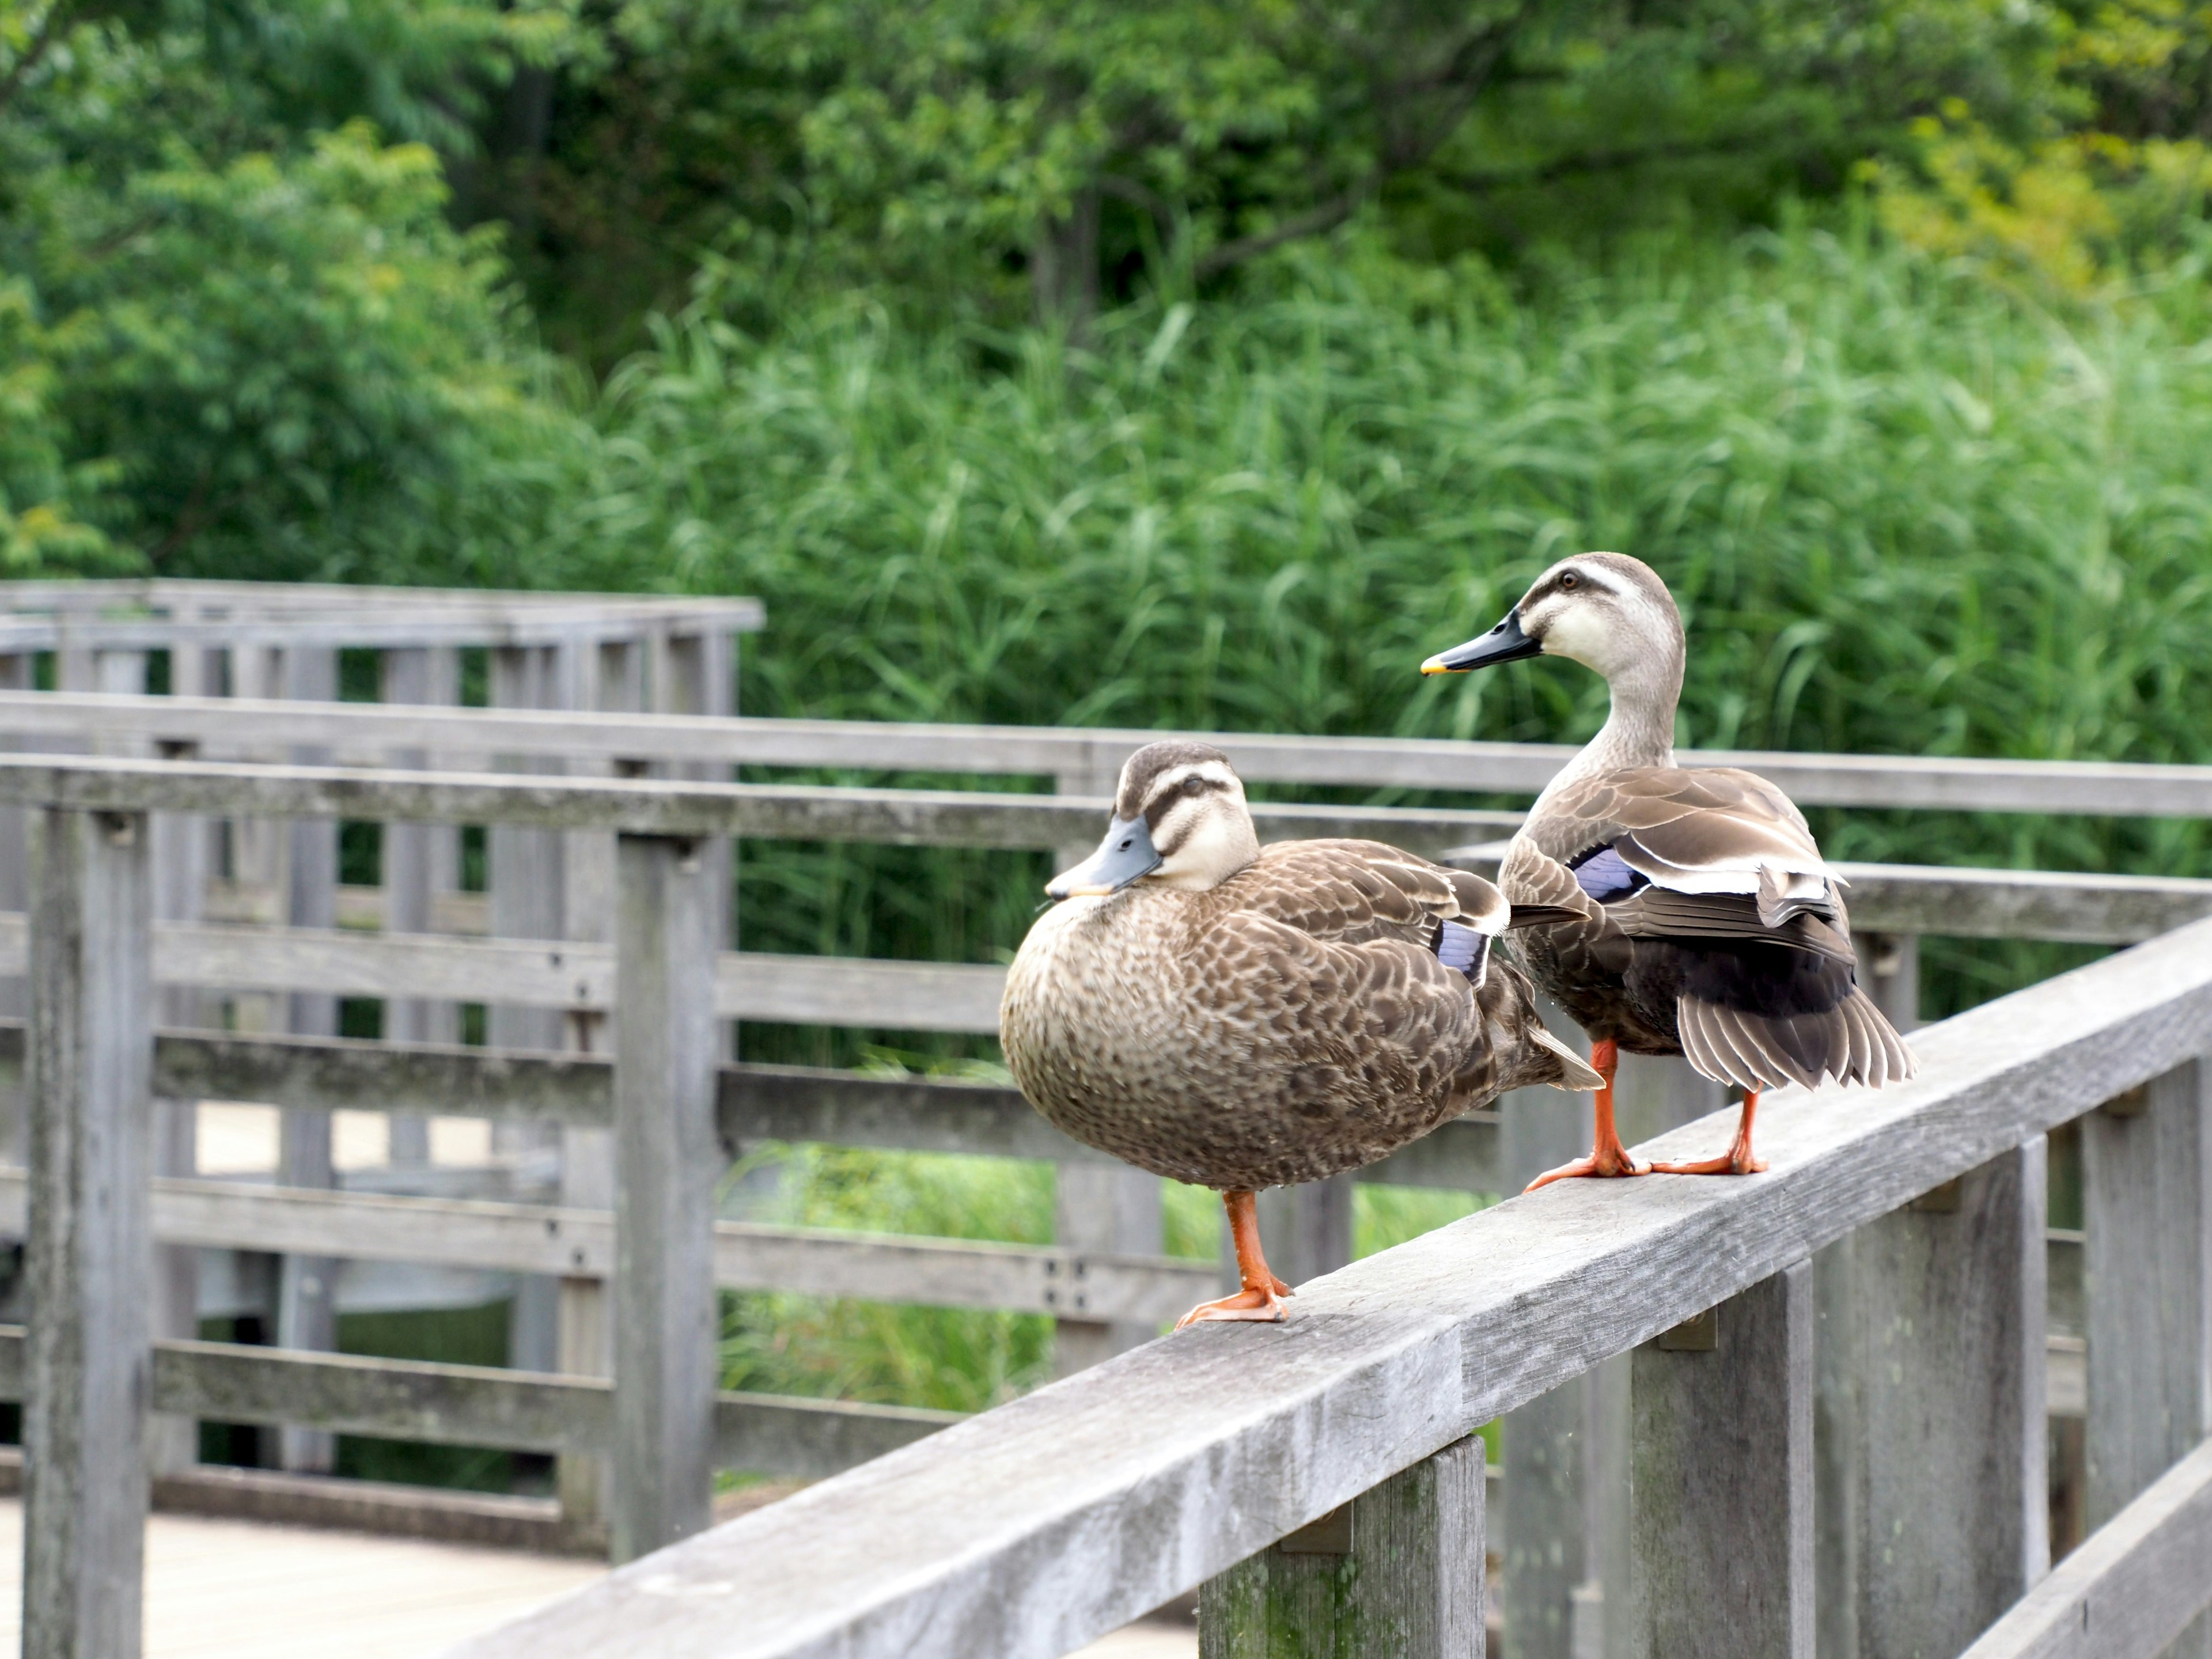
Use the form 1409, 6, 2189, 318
1144, 775, 1228, 825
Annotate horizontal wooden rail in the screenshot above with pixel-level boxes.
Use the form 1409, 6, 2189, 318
445, 915, 2212, 1659
0, 598, 762, 653
0, 1327, 951, 1477
8, 690, 2212, 817
2, 916, 1010, 1035
1959, 1437, 2212, 1659
124, 1025, 1510, 1190
45, 861, 2209, 1039
0, 1171, 1218, 1323
0, 755, 1521, 850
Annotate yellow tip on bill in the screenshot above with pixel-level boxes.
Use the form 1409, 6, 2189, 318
1420, 656, 1456, 675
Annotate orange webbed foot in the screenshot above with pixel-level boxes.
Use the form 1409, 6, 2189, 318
1175, 1284, 1290, 1329
1524, 1152, 1651, 1191
1649, 1152, 1768, 1175
1650, 1092, 1767, 1175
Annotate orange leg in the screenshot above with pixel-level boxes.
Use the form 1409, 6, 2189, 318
1525, 1040, 1650, 1191
1650, 1089, 1770, 1176
1175, 1190, 1293, 1329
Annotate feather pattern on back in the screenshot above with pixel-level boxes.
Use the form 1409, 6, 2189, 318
1003, 838, 1594, 1191
1504, 763, 1914, 1092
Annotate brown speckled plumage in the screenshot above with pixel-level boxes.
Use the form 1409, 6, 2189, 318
1002, 837, 1588, 1191
1443, 553, 1916, 1095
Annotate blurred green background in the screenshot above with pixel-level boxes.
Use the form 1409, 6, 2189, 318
9, 0, 2212, 1420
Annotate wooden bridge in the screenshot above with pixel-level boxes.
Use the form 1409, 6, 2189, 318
0, 579, 2209, 1656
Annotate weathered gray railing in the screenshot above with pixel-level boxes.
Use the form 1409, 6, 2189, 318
5, 687, 2212, 1649
0, 579, 762, 1513
435, 911, 2212, 1659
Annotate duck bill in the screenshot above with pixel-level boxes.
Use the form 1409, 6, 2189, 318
1422, 609, 1541, 674
1046, 815, 1162, 899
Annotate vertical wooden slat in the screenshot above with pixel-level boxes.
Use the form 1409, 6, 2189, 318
611, 831, 718, 1563
24, 804, 153, 1659
1255, 1177, 1354, 1288
275, 645, 340, 1472
656, 626, 736, 1060
0, 651, 32, 1043
1628, 1260, 1813, 1659
147, 737, 205, 1479
1858, 931, 1921, 1034
151, 631, 209, 1476
1501, 1025, 1715, 1659
2085, 1061, 2212, 1659
380, 644, 461, 1166
1200, 1434, 1487, 1658
1503, 1375, 1585, 1659
488, 644, 566, 1373
1817, 1138, 2050, 1658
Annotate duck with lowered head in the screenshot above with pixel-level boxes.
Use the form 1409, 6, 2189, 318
1422, 552, 1915, 1187
1001, 739, 1600, 1327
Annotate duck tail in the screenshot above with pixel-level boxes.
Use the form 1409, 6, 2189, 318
1527, 1022, 1606, 1091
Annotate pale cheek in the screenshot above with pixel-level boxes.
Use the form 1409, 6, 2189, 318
1539, 608, 1620, 674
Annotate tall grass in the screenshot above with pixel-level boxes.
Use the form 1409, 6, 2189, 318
533, 219, 2212, 1040
554, 219, 2212, 1411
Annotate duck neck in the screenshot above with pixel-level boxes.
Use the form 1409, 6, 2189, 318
1536, 653, 1682, 805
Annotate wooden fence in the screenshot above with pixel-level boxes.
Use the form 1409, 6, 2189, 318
0, 617, 2209, 1650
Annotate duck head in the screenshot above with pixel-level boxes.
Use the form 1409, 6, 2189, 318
1046, 741, 1262, 899
1420, 552, 1685, 699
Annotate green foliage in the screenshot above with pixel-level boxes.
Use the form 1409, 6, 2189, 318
0, 0, 593, 576
718, 1143, 1058, 1412
501, 0, 2073, 356
552, 221, 2212, 1035
713, 1138, 1486, 1416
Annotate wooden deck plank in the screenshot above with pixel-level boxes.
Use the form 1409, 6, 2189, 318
0, 1499, 1191, 1659
0, 1499, 603, 1658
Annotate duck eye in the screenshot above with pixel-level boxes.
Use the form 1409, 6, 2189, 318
1559, 571, 1580, 590
1182, 775, 1206, 796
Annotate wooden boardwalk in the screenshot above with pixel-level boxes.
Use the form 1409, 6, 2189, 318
0, 1498, 1193, 1657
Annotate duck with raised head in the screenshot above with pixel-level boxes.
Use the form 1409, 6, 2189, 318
1001, 740, 1601, 1326
1420, 553, 1915, 1187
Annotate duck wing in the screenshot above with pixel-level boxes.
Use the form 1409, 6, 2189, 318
1222, 839, 1511, 946
1532, 767, 1852, 959
1510, 768, 1915, 1090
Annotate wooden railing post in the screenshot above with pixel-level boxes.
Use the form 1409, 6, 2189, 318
2084, 1060, 2212, 1659
275, 643, 340, 1472
1502, 1036, 1715, 1659
556, 635, 632, 1552
24, 804, 153, 1659
611, 830, 718, 1562
1199, 1435, 1487, 1657
1054, 754, 1166, 1374
1628, 1261, 1813, 1658
1816, 1138, 2049, 1658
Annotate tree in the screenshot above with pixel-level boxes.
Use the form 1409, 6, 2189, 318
488, 0, 2071, 347
0, 0, 589, 577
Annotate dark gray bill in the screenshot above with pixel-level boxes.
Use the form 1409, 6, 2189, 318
1046, 815, 1162, 899
1422, 608, 1542, 674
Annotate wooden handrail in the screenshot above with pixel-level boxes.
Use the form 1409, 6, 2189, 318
4, 690, 2212, 816
442, 915, 2212, 1659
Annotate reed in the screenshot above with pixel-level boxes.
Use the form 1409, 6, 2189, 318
541, 219, 2212, 1410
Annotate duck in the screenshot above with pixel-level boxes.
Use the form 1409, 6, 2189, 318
1420, 552, 1915, 1187
1001, 739, 1601, 1327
